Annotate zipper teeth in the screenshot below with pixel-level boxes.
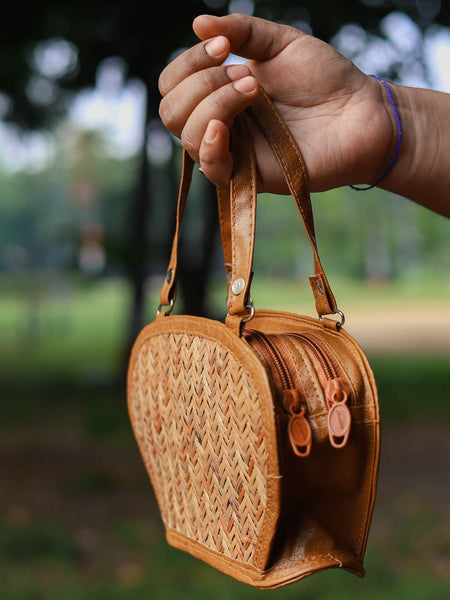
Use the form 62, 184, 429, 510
245, 329, 337, 384
286, 333, 336, 379
245, 329, 294, 389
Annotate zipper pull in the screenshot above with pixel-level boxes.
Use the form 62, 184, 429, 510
326, 379, 351, 449
283, 390, 312, 458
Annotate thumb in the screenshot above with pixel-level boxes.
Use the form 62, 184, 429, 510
193, 14, 301, 62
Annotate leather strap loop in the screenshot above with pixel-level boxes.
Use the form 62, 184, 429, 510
224, 115, 257, 331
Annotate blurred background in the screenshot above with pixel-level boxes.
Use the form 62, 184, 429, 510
0, 1, 449, 599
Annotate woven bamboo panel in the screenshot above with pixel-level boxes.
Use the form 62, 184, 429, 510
129, 332, 269, 565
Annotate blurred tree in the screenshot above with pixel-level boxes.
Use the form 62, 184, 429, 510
0, 0, 448, 360
0, 0, 222, 360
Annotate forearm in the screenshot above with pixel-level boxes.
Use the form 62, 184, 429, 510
381, 85, 450, 217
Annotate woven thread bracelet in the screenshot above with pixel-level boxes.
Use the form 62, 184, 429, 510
350, 74, 402, 191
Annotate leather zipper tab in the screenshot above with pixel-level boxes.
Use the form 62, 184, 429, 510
283, 390, 312, 458
326, 379, 351, 448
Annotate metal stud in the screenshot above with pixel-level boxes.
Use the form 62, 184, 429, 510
231, 277, 245, 295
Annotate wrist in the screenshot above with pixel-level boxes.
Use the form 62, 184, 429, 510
341, 74, 398, 191
351, 76, 402, 191
379, 84, 449, 216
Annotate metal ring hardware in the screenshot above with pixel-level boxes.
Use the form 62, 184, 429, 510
319, 308, 345, 330
226, 298, 255, 323
242, 300, 255, 323
157, 298, 175, 316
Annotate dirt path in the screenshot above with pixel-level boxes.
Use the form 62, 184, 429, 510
344, 304, 450, 354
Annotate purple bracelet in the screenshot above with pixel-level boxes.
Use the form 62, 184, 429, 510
350, 74, 402, 191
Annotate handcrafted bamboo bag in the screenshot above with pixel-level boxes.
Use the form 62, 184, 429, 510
127, 90, 380, 589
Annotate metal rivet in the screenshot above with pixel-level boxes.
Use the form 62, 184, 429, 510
231, 277, 245, 295
166, 268, 173, 284
317, 280, 324, 294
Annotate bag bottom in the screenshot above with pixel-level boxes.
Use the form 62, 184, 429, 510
166, 528, 365, 589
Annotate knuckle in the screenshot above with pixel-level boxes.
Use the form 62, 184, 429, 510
158, 71, 168, 96
184, 46, 202, 73
159, 97, 177, 132
200, 160, 232, 189
180, 129, 199, 157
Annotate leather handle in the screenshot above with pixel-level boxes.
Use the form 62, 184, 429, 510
220, 88, 338, 324
160, 115, 257, 320
221, 113, 258, 334
160, 87, 338, 328
159, 150, 195, 309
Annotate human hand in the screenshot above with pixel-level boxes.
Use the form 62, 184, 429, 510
158, 13, 396, 194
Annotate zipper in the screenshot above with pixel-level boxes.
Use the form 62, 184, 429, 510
245, 329, 352, 451
285, 333, 351, 449
286, 333, 337, 379
244, 329, 312, 458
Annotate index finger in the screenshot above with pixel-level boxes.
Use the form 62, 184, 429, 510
158, 35, 230, 97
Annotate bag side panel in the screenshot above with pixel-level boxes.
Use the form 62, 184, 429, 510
127, 316, 281, 573
245, 311, 380, 583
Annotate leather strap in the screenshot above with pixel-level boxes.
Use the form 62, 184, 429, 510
220, 88, 337, 319
159, 150, 195, 309
222, 114, 257, 335
160, 87, 339, 329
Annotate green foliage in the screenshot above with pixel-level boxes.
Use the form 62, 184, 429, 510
372, 354, 450, 421
251, 188, 450, 283
0, 277, 448, 600
0, 523, 78, 561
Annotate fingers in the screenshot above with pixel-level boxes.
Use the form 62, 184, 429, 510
199, 120, 233, 187
158, 35, 230, 97
180, 72, 259, 161
193, 14, 301, 62
158, 13, 299, 188
160, 64, 250, 138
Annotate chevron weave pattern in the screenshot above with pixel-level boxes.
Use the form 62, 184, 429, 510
129, 332, 269, 565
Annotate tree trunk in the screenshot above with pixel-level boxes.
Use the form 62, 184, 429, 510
120, 78, 157, 377
178, 179, 220, 318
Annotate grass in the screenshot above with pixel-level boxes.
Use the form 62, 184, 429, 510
0, 274, 449, 599
0, 527, 448, 600
1, 273, 448, 422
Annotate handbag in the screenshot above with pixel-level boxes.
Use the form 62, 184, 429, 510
127, 88, 380, 589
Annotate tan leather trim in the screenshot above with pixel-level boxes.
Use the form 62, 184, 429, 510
248, 309, 380, 558
167, 528, 365, 589
127, 315, 282, 570
226, 115, 257, 322
159, 151, 195, 307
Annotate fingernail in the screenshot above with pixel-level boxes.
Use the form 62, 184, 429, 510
204, 121, 218, 143
226, 65, 250, 81
233, 76, 258, 94
205, 36, 228, 58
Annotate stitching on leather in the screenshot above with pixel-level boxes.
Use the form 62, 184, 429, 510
168, 527, 266, 575
304, 333, 358, 401
230, 175, 237, 312
217, 188, 231, 265
169, 529, 361, 581
131, 320, 282, 567
280, 336, 325, 413
248, 123, 256, 278
253, 311, 373, 387
264, 103, 313, 242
